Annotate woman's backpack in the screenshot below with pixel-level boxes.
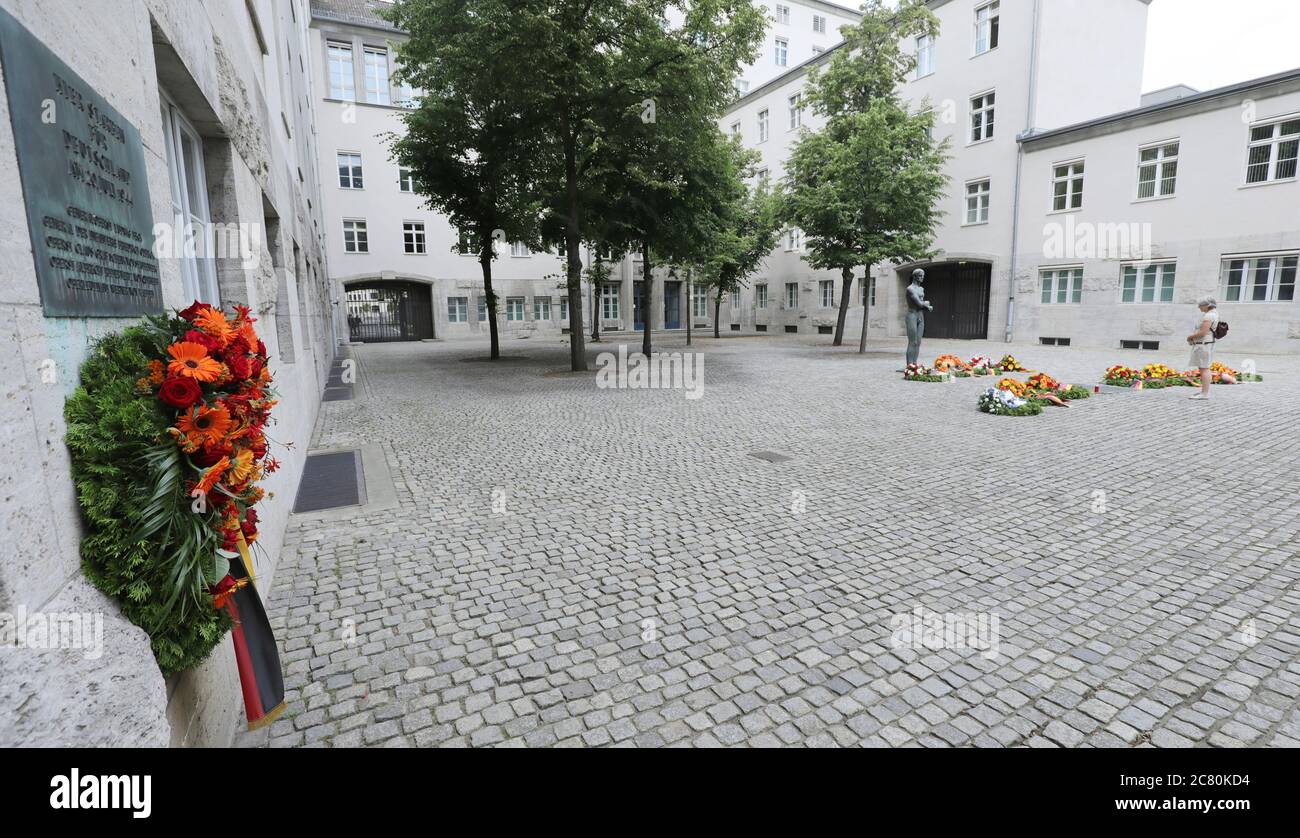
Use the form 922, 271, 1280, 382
1213, 320, 1229, 340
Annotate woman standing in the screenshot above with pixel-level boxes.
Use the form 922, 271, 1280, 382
1186, 296, 1219, 400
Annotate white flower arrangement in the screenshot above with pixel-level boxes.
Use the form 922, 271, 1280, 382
978, 387, 1041, 416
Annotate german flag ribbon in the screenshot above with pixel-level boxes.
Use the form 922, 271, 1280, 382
217, 534, 286, 731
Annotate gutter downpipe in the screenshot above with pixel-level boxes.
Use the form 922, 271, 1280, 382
1006, 0, 1043, 343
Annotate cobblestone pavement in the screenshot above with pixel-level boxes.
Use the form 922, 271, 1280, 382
241, 333, 1300, 747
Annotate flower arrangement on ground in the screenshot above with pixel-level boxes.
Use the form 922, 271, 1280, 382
968, 356, 994, 375
978, 387, 1042, 416
996, 354, 1026, 372
1142, 363, 1179, 380
1103, 365, 1141, 386
904, 363, 947, 382
65, 302, 280, 675
1025, 372, 1060, 393
933, 354, 968, 372
996, 377, 1029, 398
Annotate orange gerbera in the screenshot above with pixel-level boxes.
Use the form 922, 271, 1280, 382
193, 307, 234, 346
227, 448, 255, 485
176, 404, 233, 448
195, 456, 230, 495
167, 342, 223, 382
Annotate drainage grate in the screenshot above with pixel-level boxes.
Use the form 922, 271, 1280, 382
322, 355, 354, 402
748, 451, 792, 463
293, 450, 365, 512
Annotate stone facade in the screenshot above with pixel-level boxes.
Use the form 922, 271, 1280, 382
0, 0, 334, 746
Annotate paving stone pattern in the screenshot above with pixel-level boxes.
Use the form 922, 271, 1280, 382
238, 335, 1300, 748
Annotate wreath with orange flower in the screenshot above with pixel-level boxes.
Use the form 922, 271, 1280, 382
65, 302, 280, 675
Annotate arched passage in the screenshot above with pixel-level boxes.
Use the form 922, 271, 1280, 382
343, 280, 435, 342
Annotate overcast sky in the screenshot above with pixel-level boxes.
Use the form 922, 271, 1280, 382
1142, 0, 1300, 92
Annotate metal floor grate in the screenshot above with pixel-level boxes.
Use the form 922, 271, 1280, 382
748, 451, 792, 463
292, 450, 365, 512
322, 355, 354, 402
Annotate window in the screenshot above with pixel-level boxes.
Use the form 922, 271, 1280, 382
692, 284, 709, 318
916, 35, 935, 78
1245, 117, 1299, 183
785, 282, 799, 308
758, 109, 770, 142
730, 121, 741, 137
363, 46, 391, 104
1040, 267, 1083, 304
974, 1, 1000, 55
343, 219, 368, 253
867, 276, 876, 306
1121, 263, 1176, 303
786, 228, 801, 251
965, 178, 990, 224
457, 228, 478, 255
395, 80, 421, 109
774, 38, 788, 67
1137, 141, 1179, 199
1052, 160, 1085, 211
448, 296, 468, 323
730, 289, 741, 308
970, 91, 995, 143
399, 166, 416, 192
819, 280, 834, 308
788, 94, 803, 129
511, 241, 529, 257
601, 283, 620, 319
327, 41, 355, 101
813, 15, 826, 33
1221, 253, 1297, 302
478, 296, 488, 321
775, 4, 790, 25
559, 296, 569, 321
755, 283, 768, 308
403, 221, 425, 254
506, 297, 525, 321
735, 79, 750, 95
756, 168, 770, 187
337, 152, 363, 188
161, 96, 219, 304
533, 296, 551, 321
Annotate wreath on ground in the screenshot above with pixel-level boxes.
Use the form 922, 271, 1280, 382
904, 363, 947, 382
978, 387, 1042, 416
64, 302, 280, 675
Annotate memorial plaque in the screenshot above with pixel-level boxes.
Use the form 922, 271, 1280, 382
0, 7, 162, 317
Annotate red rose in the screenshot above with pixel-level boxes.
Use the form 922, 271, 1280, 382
178, 301, 211, 322
192, 443, 232, 468
184, 329, 223, 354
240, 520, 258, 540
244, 508, 258, 525
225, 353, 253, 380
157, 376, 203, 409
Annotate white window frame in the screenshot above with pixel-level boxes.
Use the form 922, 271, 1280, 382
399, 166, 416, 193
1244, 115, 1299, 185
775, 4, 790, 26
447, 296, 468, 323
342, 218, 368, 254
559, 296, 569, 321
774, 38, 788, 67
1136, 140, 1179, 200
786, 228, 802, 251
1220, 252, 1298, 303
478, 296, 489, 321
1051, 159, 1086, 212
533, 296, 551, 321
337, 151, 363, 189
788, 93, 803, 130
505, 296, 526, 322
969, 90, 995, 144
403, 221, 426, 254
730, 121, 741, 137
916, 34, 935, 79
785, 282, 798, 309
457, 228, 478, 256
755, 283, 768, 309
1039, 266, 1083, 305
974, 1, 1000, 56
813, 15, 826, 34
692, 284, 709, 318
510, 241, 530, 258
161, 94, 219, 305
601, 283, 620, 320
1121, 262, 1176, 304
964, 178, 990, 225
730, 288, 741, 309
327, 40, 355, 101
819, 280, 834, 308
757, 109, 770, 142
363, 46, 391, 105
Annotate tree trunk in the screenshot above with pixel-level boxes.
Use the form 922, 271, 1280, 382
479, 238, 500, 360
713, 292, 722, 339
640, 241, 653, 357
590, 252, 602, 343
685, 269, 692, 347
833, 266, 853, 347
858, 272, 870, 354
563, 130, 586, 371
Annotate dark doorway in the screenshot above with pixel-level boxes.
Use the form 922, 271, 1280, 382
634, 280, 647, 330
911, 262, 991, 340
345, 281, 434, 342
663, 281, 681, 329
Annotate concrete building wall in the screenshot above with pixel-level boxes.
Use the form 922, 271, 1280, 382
0, 0, 332, 746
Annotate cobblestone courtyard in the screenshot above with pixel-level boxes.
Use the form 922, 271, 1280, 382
244, 334, 1300, 748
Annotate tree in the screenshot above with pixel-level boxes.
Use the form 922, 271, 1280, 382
385, 0, 545, 360
784, 0, 948, 349
698, 169, 783, 339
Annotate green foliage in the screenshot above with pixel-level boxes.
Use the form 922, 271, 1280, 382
64, 320, 231, 675
1058, 385, 1092, 400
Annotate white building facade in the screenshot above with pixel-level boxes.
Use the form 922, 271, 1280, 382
720, 0, 1300, 355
